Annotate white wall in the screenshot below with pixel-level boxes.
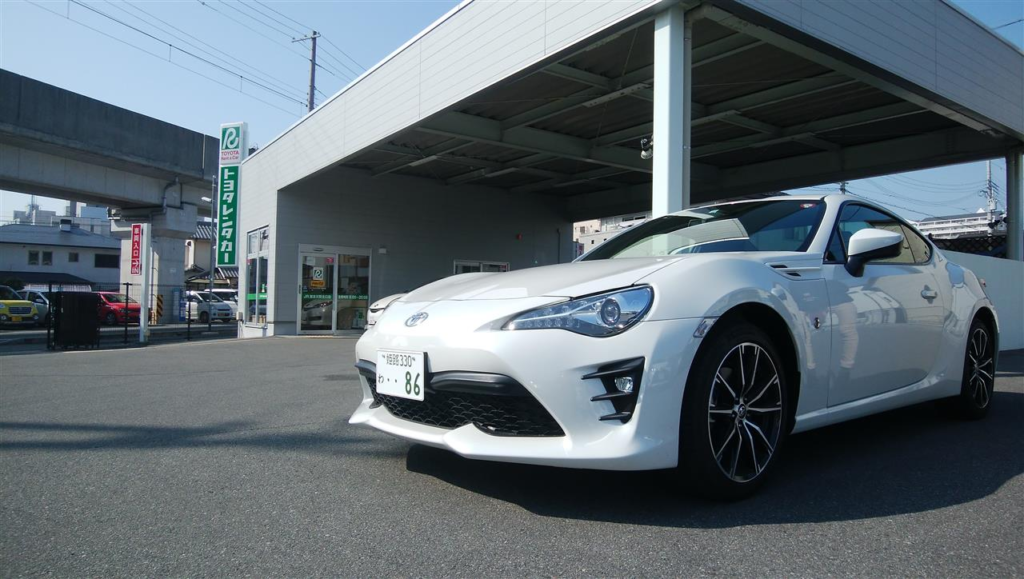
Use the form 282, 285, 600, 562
0, 242, 119, 286
246, 167, 573, 336
946, 251, 1024, 351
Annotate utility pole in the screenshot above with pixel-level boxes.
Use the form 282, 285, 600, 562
208, 176, 218, 332
293, 31, 320, 113
839, 181, 848, 195
983, 160, 998, 235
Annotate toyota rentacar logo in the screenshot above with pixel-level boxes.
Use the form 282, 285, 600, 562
405, 312, 429, 327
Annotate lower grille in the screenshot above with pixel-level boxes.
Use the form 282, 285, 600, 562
357, 361, 564, 437
9, 307, 32, 315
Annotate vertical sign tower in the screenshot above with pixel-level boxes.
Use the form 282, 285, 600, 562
217, 122, 247, 267
130, 224, 143, 275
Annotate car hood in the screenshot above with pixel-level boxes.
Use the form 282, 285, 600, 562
1, 300, 35, 308
402, 257, 681, 302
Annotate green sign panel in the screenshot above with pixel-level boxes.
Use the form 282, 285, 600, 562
217, 165, 239, 266
217, 121, 246, 267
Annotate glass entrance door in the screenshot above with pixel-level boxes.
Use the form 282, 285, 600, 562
299, 254, 336, 333
336, 254, 370, 330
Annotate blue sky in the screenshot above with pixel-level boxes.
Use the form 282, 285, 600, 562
1, 0, 1021, 222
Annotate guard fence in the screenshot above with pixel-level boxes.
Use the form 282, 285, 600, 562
3, 281, 239, 350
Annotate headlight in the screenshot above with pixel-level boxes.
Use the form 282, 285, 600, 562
0, 303, 6, 310
504, 286, 653, 337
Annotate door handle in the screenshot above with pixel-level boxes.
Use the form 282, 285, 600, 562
921, 289, 938, 300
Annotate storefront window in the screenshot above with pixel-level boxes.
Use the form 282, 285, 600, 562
245, 227, 269, 324
453, 260, 510, 274
336, 254, 369, 330
300, 255, 335, 332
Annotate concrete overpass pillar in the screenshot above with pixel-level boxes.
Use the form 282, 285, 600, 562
111, 204, 197, 323
652, 4, 692, 217
1006, 149, 1023, 262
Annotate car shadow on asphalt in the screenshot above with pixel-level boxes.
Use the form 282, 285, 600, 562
0, 419, 402, 458
405, 387, 1024, 528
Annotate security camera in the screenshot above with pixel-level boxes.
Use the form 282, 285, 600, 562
640, 136, 653, 160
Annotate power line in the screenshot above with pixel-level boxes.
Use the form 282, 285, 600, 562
993, 18, 1022, 30
216, 0, 293, 40
322, 36, 366, 72
251, 0, 310, 34
194, 0, 351, 81
317, 48, 361, 78
845, 188, 937, 218
249, 0, 366, 72
237, 0, 306, 38
71, 0, 303, 104
111, 0, 306, 102
25, 0, 302, 116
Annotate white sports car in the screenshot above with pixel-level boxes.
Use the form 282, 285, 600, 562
351, 195, 999, 498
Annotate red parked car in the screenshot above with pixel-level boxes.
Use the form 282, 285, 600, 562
96, 292, 141, 325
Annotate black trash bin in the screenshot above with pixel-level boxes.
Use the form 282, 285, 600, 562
53, 292, 101, 349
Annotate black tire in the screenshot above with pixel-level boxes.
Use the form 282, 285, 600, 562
105, 312, 117, 326
947, 318, 996, 420
199, 311, 210, 324
677, 321, 789, 500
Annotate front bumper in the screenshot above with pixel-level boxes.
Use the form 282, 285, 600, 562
349, 301, 703, 471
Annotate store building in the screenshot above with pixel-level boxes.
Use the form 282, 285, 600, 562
237, 0, 1023, 338
0, 221, 121, 289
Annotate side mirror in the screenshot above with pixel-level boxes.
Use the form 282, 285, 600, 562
845, 229, 903, 276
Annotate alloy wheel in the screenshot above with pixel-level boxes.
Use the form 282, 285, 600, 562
967, 327, 994, 408
707, 342, 783, 483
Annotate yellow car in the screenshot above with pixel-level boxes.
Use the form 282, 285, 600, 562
0, 285, 39, 327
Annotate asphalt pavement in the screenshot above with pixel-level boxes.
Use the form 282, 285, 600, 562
1, 338, 1021, 577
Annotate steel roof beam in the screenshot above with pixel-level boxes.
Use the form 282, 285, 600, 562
705, 74, 857, 116
692, 102, 921, 159
371, 140, 473, 176
711, 126, 1012, 197
419, 111, 718, 180
522, 32, 762, 132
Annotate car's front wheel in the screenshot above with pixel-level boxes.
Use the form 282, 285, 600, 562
105, 312, 117, 325
946, 319, 995, 420
678, 321, 789, 500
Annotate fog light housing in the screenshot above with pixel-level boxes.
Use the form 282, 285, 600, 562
0, 314, 7, 322
614, 376, 634, 393
584, 357, 645, 423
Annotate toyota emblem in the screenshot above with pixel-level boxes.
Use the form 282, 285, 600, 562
405, 312, 429, 327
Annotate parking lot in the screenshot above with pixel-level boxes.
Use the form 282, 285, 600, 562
1, 338, 1021, 577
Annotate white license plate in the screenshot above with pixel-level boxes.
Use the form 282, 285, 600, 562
376, 350, 425, 401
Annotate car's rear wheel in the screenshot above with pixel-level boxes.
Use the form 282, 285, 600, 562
678, 321, 789, 500
947, 319, 995, 420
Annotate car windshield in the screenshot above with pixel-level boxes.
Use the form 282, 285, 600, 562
197, 292, 223, 302
581, 200, 825, 260
103, 294, 137, 304
0, 287, 21, 300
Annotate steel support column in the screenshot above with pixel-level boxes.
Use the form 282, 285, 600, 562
652, 5, 690, 217
1006, 148, 1023, 261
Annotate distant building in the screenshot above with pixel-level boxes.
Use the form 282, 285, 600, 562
12, 201, 58, 226
912, 210, 1006, 239
0, 221, 120, 290
184, 221, 238, 289
575, 211, 652, 255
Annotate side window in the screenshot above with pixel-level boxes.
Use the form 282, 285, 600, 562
901, 225, 932, 264
825, 230, 846, 263
832, 205, 914, 265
